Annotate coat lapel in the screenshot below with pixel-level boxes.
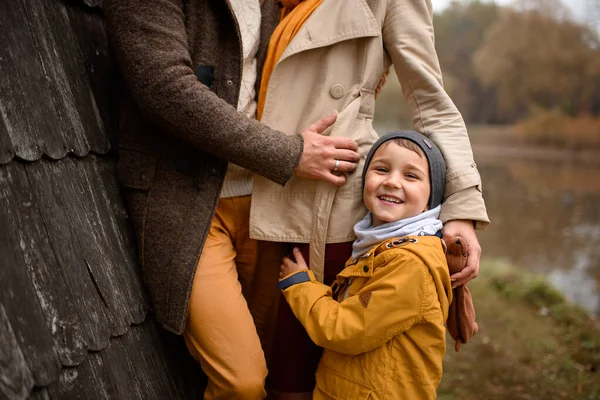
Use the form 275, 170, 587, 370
279, 0, 380, 63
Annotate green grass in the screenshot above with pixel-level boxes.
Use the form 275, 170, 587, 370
438, 261, 600, 400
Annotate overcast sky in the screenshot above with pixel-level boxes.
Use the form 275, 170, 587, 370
431, 0, 592, 22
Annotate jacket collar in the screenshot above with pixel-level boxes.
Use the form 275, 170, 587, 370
337, 239, 382, 279
279, 0, 380, 63
337, 236, 434, 279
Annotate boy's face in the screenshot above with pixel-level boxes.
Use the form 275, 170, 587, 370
363, 142, 431, 227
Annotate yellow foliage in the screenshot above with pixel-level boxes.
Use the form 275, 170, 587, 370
517, 109, 600, 149
472, 6, 600, 119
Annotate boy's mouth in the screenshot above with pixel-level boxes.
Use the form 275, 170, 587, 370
378, 195, 403, 205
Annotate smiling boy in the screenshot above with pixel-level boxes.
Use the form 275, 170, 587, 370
277, 131, 453, 399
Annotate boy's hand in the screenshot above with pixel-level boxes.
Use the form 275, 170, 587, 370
280, 247, 309, 279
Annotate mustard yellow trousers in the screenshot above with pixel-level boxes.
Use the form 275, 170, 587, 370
183, 196, 284, 400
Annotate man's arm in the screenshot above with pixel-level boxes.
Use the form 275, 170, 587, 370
104, 0, 359, 186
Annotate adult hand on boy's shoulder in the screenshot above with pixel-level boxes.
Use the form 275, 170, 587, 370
280, 247, 310, 280
442, 220, 482, 287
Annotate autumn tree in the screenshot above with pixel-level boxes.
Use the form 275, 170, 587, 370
473, 0, 600, 120
434, 1, 501, 122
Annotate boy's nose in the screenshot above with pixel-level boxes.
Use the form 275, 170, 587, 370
383, 175, 402, 188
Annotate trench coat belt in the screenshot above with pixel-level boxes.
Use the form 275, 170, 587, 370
358, 89, 375, 118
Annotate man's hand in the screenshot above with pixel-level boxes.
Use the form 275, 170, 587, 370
296, 111, 360, 186
280, 248, 309, 280
443, 220, 481, 287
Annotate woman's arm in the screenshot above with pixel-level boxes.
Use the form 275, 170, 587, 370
381, 0, 489, 229
381, 0, 488, 285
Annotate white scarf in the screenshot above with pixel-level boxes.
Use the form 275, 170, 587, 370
351, 206, 443, 259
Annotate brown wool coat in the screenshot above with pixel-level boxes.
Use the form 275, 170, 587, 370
104, 0, 300, 334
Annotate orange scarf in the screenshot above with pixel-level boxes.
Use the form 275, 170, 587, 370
256, 0, 323, 120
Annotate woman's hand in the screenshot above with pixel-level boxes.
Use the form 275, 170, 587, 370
280, 247, 309, 280
443, 220, 482, 287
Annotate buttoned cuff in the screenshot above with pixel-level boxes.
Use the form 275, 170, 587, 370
278, 270, 316, 290
440, 186, 490, 230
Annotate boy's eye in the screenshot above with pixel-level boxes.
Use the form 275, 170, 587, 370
375, 167, 388, 173
405, 173, 418, 179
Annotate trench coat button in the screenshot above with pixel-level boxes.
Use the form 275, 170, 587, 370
363, 265, 369, 272
226, 80, 233, 86
330, 84, 344, 99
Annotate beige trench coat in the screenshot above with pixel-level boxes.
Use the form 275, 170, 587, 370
251, 0, 489, 282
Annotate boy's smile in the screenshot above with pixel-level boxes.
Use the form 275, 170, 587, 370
363, 142, 431, 227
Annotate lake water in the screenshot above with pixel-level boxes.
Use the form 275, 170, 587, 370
475, 152, 600, 320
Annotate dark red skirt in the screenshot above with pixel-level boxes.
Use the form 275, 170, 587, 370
267, 242, 353, 393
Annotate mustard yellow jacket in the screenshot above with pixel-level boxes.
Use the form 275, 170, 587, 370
281, 236, 452, 400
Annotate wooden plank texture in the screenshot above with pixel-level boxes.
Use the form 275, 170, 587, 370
40, 319, 205, 400
1, 159, 89, 369
0, 0, 111, 164
118, 319, 206, 399
0, 156, 152, 395
0, 304, 35, 400
0, 166, 62, 387
24, 158, 119, 350
65, 2, 118, 145
1, 1, 210, 398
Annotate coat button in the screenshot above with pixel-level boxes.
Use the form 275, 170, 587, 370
330, 84, 344, 99
363, 265, 369, 272
226, 80, 233, 86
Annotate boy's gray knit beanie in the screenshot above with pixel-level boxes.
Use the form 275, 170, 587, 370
362, 131, 446, 209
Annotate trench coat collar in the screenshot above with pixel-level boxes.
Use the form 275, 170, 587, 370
279, 0, 380, 63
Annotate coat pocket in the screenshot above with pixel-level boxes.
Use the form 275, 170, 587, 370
315, 366, 372, 400
117, 147, 160, 190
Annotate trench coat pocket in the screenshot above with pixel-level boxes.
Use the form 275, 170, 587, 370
117, 147, 160, 190
315, 367, 373, 399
